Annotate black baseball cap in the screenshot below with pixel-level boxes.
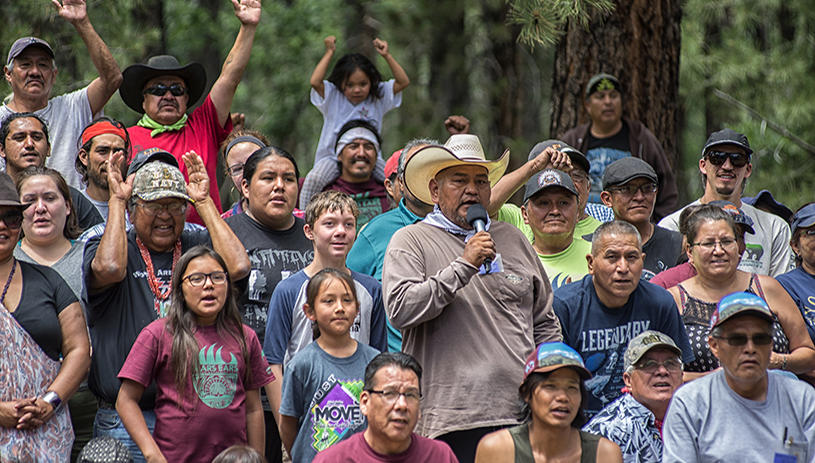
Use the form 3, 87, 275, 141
127, 147, 179, 177
528, 140, 591, 173
586, 73, 622, 99
702, 129, 753, 157
523, 169, 579, 204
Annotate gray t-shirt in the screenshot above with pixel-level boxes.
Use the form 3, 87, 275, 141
83, 191, 110, 222
279, 341, 379, 463
663, 370, 815, 462
14, 239, 86, 309
0, 87, 96, 190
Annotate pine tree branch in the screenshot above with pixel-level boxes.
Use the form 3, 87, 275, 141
713, 89, 815, 156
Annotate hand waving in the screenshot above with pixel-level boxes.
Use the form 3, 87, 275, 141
183, 151, 211, 204
231, 0, 261, 27
51, 0, 88, 25
107, 151, 133, 204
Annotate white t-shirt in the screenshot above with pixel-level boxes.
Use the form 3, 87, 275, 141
310, 79, 401, 165
0, 87, 96, 190
658, 200, 793, 277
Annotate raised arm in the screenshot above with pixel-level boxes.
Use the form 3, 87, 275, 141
310, 36, 336, 98
88, 151, 131, 292
183, 151, 251, 279
209, 0, 261, 127
487, 147, 563, 217
53, 0, 123, 115
373, 38, 409, 94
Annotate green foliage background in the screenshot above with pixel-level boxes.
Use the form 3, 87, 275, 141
2, 0, 814, 211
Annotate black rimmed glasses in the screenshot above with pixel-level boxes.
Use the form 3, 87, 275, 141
227, 164, 244, 177
143, 84, 187, 97
712, 333, 773, 346
705, 151, 750, 168
183, 271, 228, 287
367, 389, 422, 405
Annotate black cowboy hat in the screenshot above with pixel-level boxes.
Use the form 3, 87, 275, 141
119, 55, 206, 114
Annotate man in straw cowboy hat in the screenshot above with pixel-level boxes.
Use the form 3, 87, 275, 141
382, 134, 561, 463
119, 0, 261, 224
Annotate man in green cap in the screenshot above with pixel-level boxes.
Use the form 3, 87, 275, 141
561, 72, 678, 222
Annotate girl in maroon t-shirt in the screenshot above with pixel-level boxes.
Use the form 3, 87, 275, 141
117, 246, 274, 463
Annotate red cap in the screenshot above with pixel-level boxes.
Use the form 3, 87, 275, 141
385, 150, 402, 179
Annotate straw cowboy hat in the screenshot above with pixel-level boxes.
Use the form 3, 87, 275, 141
403, 134, 510, 205
119, 55, 207, 113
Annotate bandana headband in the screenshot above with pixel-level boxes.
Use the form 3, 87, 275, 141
80, 121, 127, 146
335, 127, 380, 157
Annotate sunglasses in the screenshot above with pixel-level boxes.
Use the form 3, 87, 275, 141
705, 151, 750, 168
142, 84, 187, 97
0, 210, 23, 230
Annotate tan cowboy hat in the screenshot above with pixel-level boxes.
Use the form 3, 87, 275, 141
404, 134, 510, 205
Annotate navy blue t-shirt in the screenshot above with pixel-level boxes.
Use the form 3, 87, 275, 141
553, 276, 694, 416
776, 267, 815, 343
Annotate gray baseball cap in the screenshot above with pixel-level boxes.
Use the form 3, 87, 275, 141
602, 157, 658, 190
7, 37, 53, 67
586, 73, 622, 99
528, 140, 591, 173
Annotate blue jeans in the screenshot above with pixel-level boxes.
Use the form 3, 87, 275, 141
94, 407, 156, 463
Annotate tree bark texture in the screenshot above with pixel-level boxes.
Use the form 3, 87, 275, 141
550, 0, 682, 171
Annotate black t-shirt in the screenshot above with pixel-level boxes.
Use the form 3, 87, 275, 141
11, 261, 78, 361
641, 225, 683, 281
84, 229, 210, 407
70, 186, 104, 231
586, 122, 632, 204
225, 213, 313, 346
587, 122, 631, 152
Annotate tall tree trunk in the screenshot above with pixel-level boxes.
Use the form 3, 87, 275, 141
133, 0, 166, 60
550, 0, 682, 174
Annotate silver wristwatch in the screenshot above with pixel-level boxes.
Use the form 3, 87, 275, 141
42, 391, 62, 411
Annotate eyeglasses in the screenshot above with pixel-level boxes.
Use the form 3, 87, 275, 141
690, 238, 738, 252
143, 84, 187, 97
608, 183, 658, 196
227, 164, 244, 177
705, 151, 750, 168
712, 333, 773, 346
0, 210, 23, 230
134, 202, 188, 216
635, 358, 682, 373
367, 389, 422, 404
183, 271, 228, 287
801, 229, 815, 237
570, 172, 590, 184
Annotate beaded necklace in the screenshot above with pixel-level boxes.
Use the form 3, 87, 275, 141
136, 237, 181, 318
0, 258, 16, 307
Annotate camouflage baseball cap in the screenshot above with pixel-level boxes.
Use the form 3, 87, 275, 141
624, 330, 683, 371
132, 161, 192, 203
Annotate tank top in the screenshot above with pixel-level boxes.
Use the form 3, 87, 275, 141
508, 423, 600, 463
678, 273, 789, 372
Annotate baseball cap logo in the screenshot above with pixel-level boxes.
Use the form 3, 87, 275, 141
640, 333, 662, 346
525, 360, 535, 374
539, 171, 561, 187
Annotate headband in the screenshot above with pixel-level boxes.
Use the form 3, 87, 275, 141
80, 121, 127, 146
225, 135, 267, 158
335, 127, 380, 157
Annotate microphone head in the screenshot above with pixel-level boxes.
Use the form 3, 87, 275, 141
466, 203, 489, 226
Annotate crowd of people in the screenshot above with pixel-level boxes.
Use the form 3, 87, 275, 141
2, 1, 815, 463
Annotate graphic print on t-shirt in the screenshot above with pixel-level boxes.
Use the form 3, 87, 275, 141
309, 374, 365, 452
194, 344, 238, 409
132, 267, 173, 317
586, 147, 631, 204
347, 192, 384, 231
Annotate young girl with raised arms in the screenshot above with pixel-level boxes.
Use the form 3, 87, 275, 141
116, 246, 274, 463
300, 35, 410, 207
278, 267, 380, 463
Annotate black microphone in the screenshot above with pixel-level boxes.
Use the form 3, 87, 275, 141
466, 204, 491, 272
